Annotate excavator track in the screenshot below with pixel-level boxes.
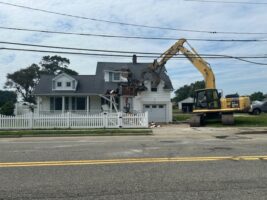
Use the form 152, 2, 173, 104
221, 113, 234, 125
189, 114, 204, 127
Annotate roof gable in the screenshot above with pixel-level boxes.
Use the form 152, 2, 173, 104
52, 72, 76, 82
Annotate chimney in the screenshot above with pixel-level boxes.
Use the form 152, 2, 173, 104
132, 54, 137, 64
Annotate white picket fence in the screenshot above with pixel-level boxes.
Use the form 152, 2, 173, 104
0, 112, 148, 129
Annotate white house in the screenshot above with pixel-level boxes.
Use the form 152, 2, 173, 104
34, 59, 173, 122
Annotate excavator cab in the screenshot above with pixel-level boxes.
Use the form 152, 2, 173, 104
194, 89, 221, 110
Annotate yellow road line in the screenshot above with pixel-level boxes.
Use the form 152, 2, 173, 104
0, 155, 267, 168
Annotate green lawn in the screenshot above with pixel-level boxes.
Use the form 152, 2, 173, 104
173, 109, 192, 122
230, 114, 266, 127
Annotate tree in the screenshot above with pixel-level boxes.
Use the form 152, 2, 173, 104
0, 90, 17, 107
0, 101, 15, 116
5, 64, 40, 104
173, 80, 205, 102
39, 55, 78, 75
4, 55, 78, 104
250, 91, 265, 101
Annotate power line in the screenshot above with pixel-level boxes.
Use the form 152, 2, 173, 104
1, 26, 267, 41
1, 1, 267, 35
1, 47, 267, 65
184, 0, 267, 5
1, 40, 267, 58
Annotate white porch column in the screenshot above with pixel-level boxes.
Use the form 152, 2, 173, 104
62, 96, 65, 113
86, 96, 90, 114
37, 96, 40, 114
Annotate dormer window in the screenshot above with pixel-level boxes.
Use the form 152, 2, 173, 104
66, 82, 71, 87
52, 73, 77, 91
151, 87, 157, 92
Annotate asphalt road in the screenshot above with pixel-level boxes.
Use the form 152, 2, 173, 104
1, 127, 267, 199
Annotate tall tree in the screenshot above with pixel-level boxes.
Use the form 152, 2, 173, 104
5, 64, 40, 103
0, 90, 17, 116
0, 101, 15, 116
0, 90, 17, 107
40, 55, 78, 75
250, 91, 265, 101
173, 80, 205, 102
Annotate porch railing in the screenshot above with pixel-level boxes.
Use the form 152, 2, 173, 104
0, 112, 148, 129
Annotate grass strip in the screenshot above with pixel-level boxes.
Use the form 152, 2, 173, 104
173, 112, 267, 127
207, 114, 267, 127
0, 129, 152, 137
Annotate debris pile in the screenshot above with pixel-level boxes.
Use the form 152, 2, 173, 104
149, 122, 161, 128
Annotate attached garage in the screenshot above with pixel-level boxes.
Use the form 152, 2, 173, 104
143, 104, 167, 122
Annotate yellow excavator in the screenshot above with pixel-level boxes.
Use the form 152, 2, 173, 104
149, 38, 251, 127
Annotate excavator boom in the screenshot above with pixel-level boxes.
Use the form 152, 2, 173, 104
152, 38, 216, 89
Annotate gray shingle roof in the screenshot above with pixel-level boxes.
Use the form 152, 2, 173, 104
34, 62, 173, 95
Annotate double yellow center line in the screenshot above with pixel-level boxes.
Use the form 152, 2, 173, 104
1, 155, 267, 168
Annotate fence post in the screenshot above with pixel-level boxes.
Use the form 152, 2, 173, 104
118, 112, 123, 128
29, 112, 34, 129
145, 112, 149, 127
67, 112, 70, 128
103, 112, 107, 128
117, 112, 122, 128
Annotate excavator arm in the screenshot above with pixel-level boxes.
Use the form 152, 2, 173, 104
151, 38, 216, 89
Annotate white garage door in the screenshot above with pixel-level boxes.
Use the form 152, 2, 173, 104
143, 104, 166, 122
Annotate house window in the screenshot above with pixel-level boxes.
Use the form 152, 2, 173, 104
57, 82, 62, 87
113, 72, 120, 81
76, 97, 86, 110
55, 97, 62, 110
151, 87, 157, 92
72, 97, 76, 110
50, 97, 63, 111
66, 82, 71, 87
109, 72, 113, 82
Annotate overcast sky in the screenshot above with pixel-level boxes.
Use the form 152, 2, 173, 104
0, 0, 266, 96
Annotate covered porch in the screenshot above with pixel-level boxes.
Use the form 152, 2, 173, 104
35, 94, 121, 115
